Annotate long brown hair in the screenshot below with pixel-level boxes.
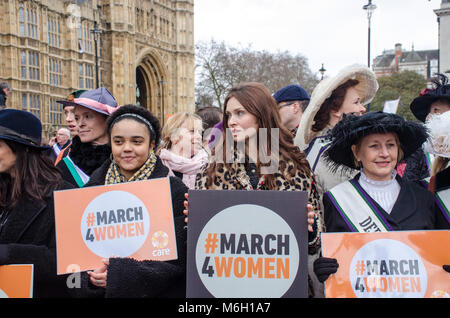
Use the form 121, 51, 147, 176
432, 156, 449, 177
206, 82, 311, 189
0, 140, 63, 210
312, 79, 359, 132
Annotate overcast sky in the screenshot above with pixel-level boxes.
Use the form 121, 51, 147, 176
194, 0, 442, 78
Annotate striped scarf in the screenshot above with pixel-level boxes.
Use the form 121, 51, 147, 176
104, 152, 158, 185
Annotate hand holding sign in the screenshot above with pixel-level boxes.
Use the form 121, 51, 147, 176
184, 193, 189, 224
306, 204, 315, 233
313, 257, 339, 283
88, 258, 109, 288
54, 178, 178, 274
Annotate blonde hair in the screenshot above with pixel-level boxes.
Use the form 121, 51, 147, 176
158, 112, 203, 152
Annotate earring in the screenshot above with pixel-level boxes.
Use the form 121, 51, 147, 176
110, 153, 117, 164
353, 158, 362, 168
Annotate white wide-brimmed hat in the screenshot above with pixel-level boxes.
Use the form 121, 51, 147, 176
294, 64, 379, 150
424, 111, 450, 158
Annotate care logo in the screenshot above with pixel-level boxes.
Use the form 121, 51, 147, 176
152, 231, 169, 249
195, 204, 299, 298
80, 191, 150, 258
350, 239, 427, 298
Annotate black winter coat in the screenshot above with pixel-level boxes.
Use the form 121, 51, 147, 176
0, 181, 74, 298
323, 174, 450, 233
70, 157, 188, 298
0, 93, 6, 107
430, 166, 450, 226
401, 147, 430, 182
433, 165, 450, 193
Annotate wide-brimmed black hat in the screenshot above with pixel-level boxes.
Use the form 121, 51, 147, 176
410, 74, 450, 122
0, 109, 49, 150
324, 111, 428, 170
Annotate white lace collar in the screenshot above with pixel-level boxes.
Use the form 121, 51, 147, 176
360, 169, 397, 187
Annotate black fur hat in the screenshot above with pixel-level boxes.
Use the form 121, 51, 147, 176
410, 74, 450, 122
324, 111, 428, 170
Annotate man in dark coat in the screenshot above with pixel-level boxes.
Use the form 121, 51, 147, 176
0, 82, 11, 109
273, 84, 310, 138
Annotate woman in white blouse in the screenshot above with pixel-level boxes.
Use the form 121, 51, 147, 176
314, 112, 449, 283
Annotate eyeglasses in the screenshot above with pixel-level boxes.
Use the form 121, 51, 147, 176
278, 101, 295, 109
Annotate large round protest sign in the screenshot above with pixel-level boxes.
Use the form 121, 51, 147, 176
80, 190, 150, 258
350, 239, 427, 298
195, 204, 299, 298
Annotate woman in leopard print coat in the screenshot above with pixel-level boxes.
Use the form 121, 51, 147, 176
194, 83, 322, 297
194, 82, 322, 255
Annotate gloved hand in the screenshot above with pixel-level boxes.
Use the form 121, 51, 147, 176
313, 257, 339, 283
443, 265, 450, 273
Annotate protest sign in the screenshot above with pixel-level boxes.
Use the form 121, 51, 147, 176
0, 264, 33, 298
187, 190, 308, 298
54, 178, 177, 274
322, 230, 450, 298
382, 97, 400, 114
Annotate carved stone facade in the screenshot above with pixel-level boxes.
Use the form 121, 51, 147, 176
435, 0, 450, 74
0, 0, 195, 138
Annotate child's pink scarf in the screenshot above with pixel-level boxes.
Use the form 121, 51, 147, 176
159, 148, 209, 189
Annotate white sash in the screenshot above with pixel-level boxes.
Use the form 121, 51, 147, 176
63, 155, 90, 187
52, 143, 61, 156
424, 151, 435, 175
328, 181, 392, 232
435, 187, 450, 224
305, 137, 330, 173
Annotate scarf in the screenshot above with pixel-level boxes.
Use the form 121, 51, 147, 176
104, 151, 158, 185
69, 136, 111, 176
159, 148, 209, 189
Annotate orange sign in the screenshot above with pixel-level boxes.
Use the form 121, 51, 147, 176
321, 231, 450, 298
54, 178, 178, 275
0, 265, 34, 298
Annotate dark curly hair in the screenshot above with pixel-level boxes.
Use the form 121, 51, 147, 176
312, 79, 359, 132
106, 104, 161, 146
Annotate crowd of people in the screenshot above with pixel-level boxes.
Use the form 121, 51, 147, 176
0, 65, 448, 298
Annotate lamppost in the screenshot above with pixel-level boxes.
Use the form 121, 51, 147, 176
363, 0, 376, 112
160, 76, 165, 123
319, 63, 326, 80
90, 9, 102, 88
363, 0, 377, 68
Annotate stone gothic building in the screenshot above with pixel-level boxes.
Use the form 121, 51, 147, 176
0, 0, 195, 138
435, 0, 450, 74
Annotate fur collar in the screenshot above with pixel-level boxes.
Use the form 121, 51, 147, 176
69, 136, 111, 176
